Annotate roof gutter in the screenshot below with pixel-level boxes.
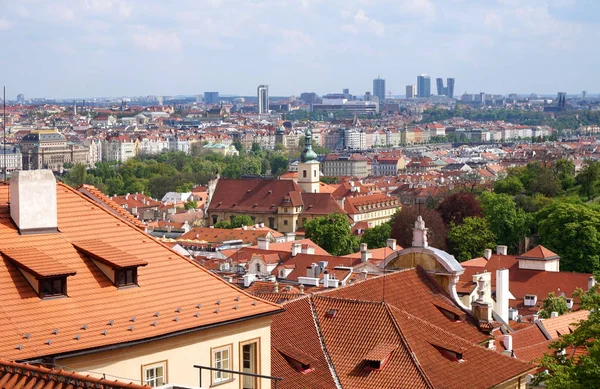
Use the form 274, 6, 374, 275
24, 308, 284, 363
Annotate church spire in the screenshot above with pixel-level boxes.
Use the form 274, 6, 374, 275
301, 126, 317, 162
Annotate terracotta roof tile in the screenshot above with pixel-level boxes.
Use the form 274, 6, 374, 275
539, 310, 590, 339
517, 245, 559, 260
72, 240, 149, 269
0, 183, 281, 360
1, 247, 76, 278
77, 185, 146, 230
0, 359, 149, 389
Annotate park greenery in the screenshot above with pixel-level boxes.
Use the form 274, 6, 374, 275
303, 213, 359, 256
61, 145, 291, 199
420, 106, 600, 132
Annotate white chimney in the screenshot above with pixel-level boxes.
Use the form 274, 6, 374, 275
503, 334, 513, 351
323, 271, 329, 286
386, 238, 397, 251
483, 249, 492, 260
550, 311, 559, 318
589, 276, 596, 290
10, 170, 58, 234
286, 233, 296, 242
257, 237, 269, 250
291, 242, 301, 257
360, 243, 371, 263
496, 245, 508, 255
496, 269, 510, 323
306, 266, 313, 277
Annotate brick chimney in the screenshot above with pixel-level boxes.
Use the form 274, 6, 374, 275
10, 170, 58, 234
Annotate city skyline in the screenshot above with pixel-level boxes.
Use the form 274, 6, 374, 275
0, 0, 599, 99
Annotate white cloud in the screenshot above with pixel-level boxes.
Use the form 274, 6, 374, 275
273, 29, 314, 54
130, 26, 182, 52
0, 19, 13, 30
341, 9, 385, 37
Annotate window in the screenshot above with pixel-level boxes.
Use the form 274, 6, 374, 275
40, 277, 67, 298
283, 220, 288, 226
143, 361, 166, 387
303, 170, 307, 178
313, 170, 317, 178
212, 345, 232, 385
116, 268, 137, 287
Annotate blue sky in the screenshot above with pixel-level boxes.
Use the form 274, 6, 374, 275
0, 0, 598, 99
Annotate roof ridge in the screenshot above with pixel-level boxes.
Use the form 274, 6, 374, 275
308, 295, 343, 389
382, 304, 436, 389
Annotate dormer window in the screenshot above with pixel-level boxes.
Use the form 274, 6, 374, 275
116, 267, 138, 287
364, 343, 396, 371
73, 240, 147, 288
1, 247, 76, 299
524, 294, 538, 306
432, 344, 464, 362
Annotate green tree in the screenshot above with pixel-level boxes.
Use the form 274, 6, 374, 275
176, 182, 194, 193
320, 176, 339, 184
479, 191, 530, 253
214, 220, 232, 229
447, 217, 496, 261
539, 292, 569, 319
231, 215, 254, 228
535, 285, 600, 388
555, 158, 576, 190
360, 224, 391, 249
537, 202, 600, 273
184, 200, 198, 210
577, 160, 600, 200
63, 163, 88, 187
494, 175, 524, 195
270, 155, 289, 176
304, 213, 358, 256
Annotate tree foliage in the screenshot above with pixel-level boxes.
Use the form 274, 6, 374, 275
447, 217, 496, 262
479, 191, 530, 253
535, 285, 600, 388
437, 191, 483, 227
576, 160, 600, 201
537, 202, 600, 273
390, 206, 448, 250
360, 224, 391, 249
539, 292, 569, 319
230, 215, 254, 228
493, 175, 524, 196
304, 213, 358, 256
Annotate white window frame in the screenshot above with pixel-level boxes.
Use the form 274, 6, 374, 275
142, 361, 167, 387
212, 344, 232, 385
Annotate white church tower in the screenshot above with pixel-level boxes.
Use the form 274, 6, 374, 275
298, 127, 320, 193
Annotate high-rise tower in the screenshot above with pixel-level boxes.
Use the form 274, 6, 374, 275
447, 78, 455, 99
257, 85, 269, 114
417, 75, 431, 98
436, 78, 444, 96
373, 77, 386, 102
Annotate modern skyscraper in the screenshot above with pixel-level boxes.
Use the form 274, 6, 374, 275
417, 75, 431, 98
436, 78, 444, 96
446, 78, 455, 99
583, 91, 587, 99
373, 77, 386, 102
203, 91, 219, 105
406, 85, 416, 99
257, 85, 269, 114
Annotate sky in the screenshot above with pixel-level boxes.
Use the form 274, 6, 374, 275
0, 0, 599, 99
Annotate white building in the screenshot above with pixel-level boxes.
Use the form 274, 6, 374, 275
102, 136, 136, 162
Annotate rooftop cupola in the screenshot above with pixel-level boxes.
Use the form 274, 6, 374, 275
300, 127, 317, 163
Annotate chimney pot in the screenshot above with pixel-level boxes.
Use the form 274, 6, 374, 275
550, 311, 559, 318
10, 170, 58, 233
588, 276, 596, 290
257, 237, 269, 251
386, 238, 397, 251
503, 334, 513, 351
496, 245, 508, 255
483, 248, 492, 260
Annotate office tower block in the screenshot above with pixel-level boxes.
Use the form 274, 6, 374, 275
257, 85, 269, 114
373, 77, 386, 102
406, 85, 416, 99
417, 75, 431, 98
436, 78, 444, 96
204, 92, 219, 105
446, 78, 455, 99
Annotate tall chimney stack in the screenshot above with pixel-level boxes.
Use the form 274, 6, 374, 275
10, 170, 58, 234
496, 269, 510, 323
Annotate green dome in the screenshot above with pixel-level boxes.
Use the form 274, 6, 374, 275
301, 127, 317, 162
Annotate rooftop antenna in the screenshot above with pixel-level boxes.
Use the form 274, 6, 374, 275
3, 86, 6, 183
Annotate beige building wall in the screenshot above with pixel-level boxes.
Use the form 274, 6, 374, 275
59, 316, 273, 389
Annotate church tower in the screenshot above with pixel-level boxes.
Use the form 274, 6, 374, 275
275, 125, 286, 149
298, 127, 320, 193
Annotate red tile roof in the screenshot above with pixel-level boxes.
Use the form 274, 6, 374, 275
1, 247, 77, 278
518, 245, 559, 260
178, 227, 277, 245
208, 179, 302, 213
0, 183, 281, 360
77, 185, 146, 230
0, 359, 149, 389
